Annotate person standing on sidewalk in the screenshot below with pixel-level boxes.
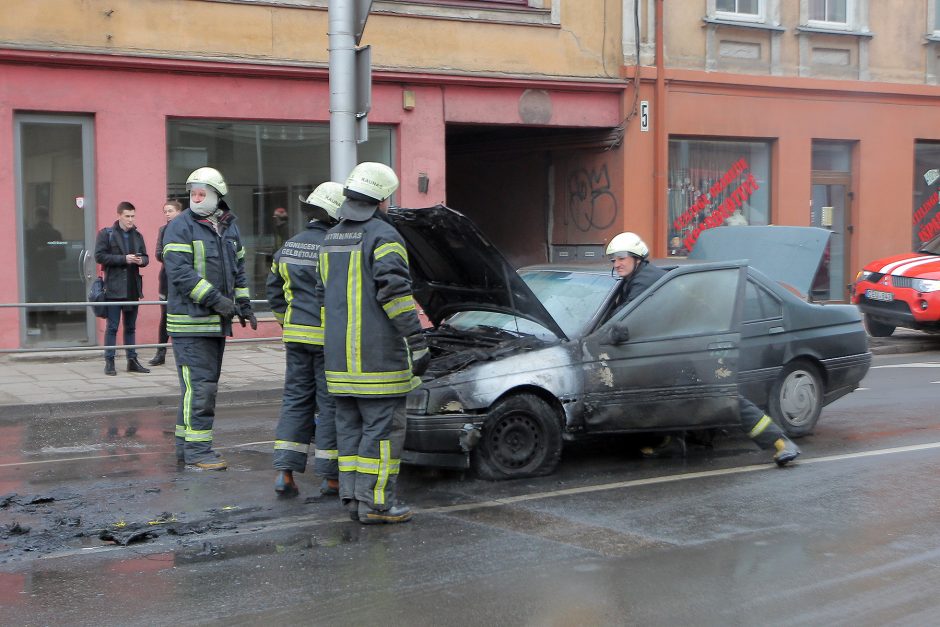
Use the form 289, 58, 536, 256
163, 167, 256, 470
266, 182, 344, 498
319, 163, 430, 524
94, 201, 150, 376
148, 199, 183, 366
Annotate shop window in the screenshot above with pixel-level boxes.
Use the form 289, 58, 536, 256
935, 0, 940, 33
166, 120, 393, 311
913, 141, 940, 250
667, 138, 772, 257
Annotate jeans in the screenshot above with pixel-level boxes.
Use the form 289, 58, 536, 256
104, 302, 140, 360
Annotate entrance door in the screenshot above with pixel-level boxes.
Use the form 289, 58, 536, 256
15, 114, 97, 347
810, 174, 850, 302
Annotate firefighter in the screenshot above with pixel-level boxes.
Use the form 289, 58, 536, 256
266, 181, 344, 498
318, 162, 429, 524
606, 231, 667, 317
162, 167, 257, 470
604, 231, 801, 466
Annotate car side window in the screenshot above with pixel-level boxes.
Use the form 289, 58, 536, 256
742, 279, 783, 322
623, 269, 738, 341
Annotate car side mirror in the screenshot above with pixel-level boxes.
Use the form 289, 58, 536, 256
605, 321, 630, 345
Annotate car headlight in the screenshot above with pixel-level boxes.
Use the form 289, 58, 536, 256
856, 270, 874, 283
911, 278, 940, 293
405, 389, 429, 415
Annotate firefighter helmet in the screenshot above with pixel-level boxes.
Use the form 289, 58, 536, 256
186, 167, 228, 197
299, 181, 344, 220
606, 232, 649, 259
344, 162, 399, 202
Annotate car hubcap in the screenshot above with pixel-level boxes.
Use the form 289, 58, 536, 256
779, 370, 818, 426
490, 413, 541, 469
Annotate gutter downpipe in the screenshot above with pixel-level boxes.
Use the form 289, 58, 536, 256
653, 0, 667, 254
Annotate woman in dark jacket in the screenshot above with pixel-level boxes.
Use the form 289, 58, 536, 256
94, 201, 149, 375
148, 200, 183, 366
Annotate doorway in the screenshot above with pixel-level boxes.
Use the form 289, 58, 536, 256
15, 114, 97, 347
811, 141, 854, 302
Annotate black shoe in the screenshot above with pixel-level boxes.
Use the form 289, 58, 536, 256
274, 470, 299, 498
358, 503, 413, 525
127, 358, 151, 374
104, 358, 116, 376
148, 348, 166, 366
773, 438, 801, 467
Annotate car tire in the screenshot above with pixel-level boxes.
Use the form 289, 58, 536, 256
864, 315, 895, 338
471, 393, 562, 480
769, 360, 823, 437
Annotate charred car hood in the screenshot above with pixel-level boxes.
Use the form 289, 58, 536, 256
387, 205, 567, 340
689, 226, 830, 298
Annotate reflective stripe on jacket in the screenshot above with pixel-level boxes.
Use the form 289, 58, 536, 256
319, 206, 423, 397
266, 219, 328, 345
163, 206, 248, 337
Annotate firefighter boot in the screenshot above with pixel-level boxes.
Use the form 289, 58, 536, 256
189, 451, 228, 471
773, 438, 801, 467
320, 478, 339, 496
358, 503, 413, 525
274, 470, 299, 498
344, 499, 359, 522
640, 435, 686, 459
104, 358, 116, 376
148, 348, 167, 366
127, 357, 151, 374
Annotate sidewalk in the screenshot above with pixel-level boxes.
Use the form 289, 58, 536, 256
0, 341, 286, 420
0, 330, 938, 420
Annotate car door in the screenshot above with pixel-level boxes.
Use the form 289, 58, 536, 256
580, 263, 744, 433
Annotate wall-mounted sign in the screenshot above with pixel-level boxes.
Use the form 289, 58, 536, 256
640, 101, 649, 132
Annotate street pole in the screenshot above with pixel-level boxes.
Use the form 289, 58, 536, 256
328, 0, 358, 182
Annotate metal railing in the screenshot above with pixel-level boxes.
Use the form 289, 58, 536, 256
0, 299, 281, 354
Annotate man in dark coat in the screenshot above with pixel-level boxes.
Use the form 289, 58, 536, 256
94, 200, 150, 376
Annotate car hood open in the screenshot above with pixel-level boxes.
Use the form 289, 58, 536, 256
689, 226, 830, 298
387, 205, 568, 340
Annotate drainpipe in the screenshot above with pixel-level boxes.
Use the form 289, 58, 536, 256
653, 0, 667, 254
328, 0, 358, 181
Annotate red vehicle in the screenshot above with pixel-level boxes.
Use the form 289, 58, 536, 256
852, 234, 940, 336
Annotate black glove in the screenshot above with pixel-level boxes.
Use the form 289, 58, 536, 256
236, 298, 258, 330
211, 295, 236, 317
407, 333, 430, 377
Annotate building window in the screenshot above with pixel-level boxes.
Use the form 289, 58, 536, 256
166, 120, 393, 310
808, 0, 851, 28
913, 142, 940, 250
935, 0, 940, 32
667, 138, 772, 257
716, 0, 762, 21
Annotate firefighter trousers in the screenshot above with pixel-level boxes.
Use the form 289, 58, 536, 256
740, 397, 786, 449
335, 395, 407, 510
172, 336, 226, 463
272, 343, 336, 474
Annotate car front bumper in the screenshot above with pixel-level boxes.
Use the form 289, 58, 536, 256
402, 413, 484, 469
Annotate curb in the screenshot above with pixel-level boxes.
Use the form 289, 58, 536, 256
0, 387, 283, 422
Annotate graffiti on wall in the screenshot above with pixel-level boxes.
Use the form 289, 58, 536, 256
567, 164, 619, 232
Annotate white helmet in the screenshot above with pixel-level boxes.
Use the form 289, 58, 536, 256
344, 162, 399, 202
299, 181, 344, 220
187, 167, 228, 197
606, 232, 649, 259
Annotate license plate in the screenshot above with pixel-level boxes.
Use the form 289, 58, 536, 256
865, 289, 894, 302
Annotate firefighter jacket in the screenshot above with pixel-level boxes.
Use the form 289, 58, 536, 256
266, 219, 329, 345
94, 222, 149, 300
162, 204, 249, 337
319, 207, 423, 397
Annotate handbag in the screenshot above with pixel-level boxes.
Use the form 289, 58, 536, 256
88, 275, 108, 318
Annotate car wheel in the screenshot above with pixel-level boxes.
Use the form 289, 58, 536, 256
769, 360, 823, 437
864, 315, 895, 338
471, 393, 562, 480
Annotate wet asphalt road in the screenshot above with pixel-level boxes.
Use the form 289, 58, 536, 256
1, 351, 940, 626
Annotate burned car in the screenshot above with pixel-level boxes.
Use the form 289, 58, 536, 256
388, 207, 872, 479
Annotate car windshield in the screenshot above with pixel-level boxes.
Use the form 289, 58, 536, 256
917, 234, 940, 255
445, 269, 617, 340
